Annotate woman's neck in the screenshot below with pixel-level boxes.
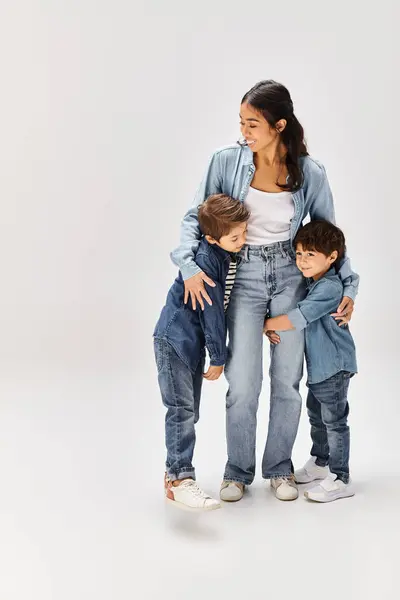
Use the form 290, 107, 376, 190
255, 141, 287, 167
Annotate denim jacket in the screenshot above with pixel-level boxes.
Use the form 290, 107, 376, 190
171, 143, 359, 300
287, 268, 358, 384
154, 238, 232, 373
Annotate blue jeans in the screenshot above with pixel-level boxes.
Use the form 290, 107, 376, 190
224, 240, 307, 484
307, 371, 352, 483
154, 338, 205, 481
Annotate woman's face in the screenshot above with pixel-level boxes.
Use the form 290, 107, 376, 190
239, 102, 281, 154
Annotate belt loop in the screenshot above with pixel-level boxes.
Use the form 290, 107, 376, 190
261, 245, 268, 261
243, 245, 249, 262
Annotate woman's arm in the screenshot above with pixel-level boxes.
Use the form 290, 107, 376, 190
170, 151, 223, 280
308, 161, 360, 310
170, 150, 224, 309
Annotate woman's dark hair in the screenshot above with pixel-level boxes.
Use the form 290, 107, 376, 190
241, 80, 308, 192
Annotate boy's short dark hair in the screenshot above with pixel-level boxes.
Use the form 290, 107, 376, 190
198, 194, 250, 241
294, 220, 346, 268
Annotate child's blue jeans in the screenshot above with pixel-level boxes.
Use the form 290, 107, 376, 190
154, 338, 205, 481
307, 370, 352, 483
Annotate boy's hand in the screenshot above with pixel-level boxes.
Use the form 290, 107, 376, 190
265, 330, 281, 345
203, 365, 224, 381
331, 296, 354, 327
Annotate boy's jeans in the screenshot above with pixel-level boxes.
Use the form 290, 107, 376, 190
223, 241, 307, 484
154, 338, 205, 481
307, 371, 352, 483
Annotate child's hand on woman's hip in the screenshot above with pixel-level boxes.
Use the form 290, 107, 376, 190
263, 319, 281, 344
265, 330, 281, 345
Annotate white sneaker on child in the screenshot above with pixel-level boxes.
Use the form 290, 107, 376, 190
220, 481, 245, 502
294, 456, 330, 484
164, 475, 221, 511
304, 475, 354, 503
270, 475, 298, 501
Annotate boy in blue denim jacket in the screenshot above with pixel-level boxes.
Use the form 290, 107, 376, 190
264, 220, 357, 503
154, 194, 249, 511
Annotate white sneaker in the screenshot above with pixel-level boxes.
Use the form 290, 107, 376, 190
220, 481, 245, 502
270, 475, 298, 501
164, 476, 221, 512
304, 476, 354, 503
294, 457, 330, 484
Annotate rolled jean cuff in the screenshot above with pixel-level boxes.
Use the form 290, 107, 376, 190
262, 471, 292, 480
222, 474, 250, 486
223, 467, 253, 485
166, 467, 196, 482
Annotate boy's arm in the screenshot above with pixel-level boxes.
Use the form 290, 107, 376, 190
195, 252, 227, 367
265, 280, 343, 332
265, 315, 295, 332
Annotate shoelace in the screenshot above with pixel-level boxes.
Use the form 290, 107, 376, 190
275, 476, 295, 486
222, 481, 237, 489
179, 480, 211, 499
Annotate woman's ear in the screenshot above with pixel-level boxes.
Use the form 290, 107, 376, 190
275, 119, 287, 133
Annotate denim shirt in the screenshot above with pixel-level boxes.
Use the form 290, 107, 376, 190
171, 143, 359, 301
287, 268, 358, 384
154, 238, 232, 373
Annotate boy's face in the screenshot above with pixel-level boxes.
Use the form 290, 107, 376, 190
295, 243, 338, 281
207, 222, 248, 253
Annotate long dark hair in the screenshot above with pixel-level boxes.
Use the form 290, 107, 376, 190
241, 80, 308, 192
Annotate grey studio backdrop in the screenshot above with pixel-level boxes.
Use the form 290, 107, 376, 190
0, 2, 399, 600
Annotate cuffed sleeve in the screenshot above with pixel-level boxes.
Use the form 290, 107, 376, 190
286, 307, 308, 331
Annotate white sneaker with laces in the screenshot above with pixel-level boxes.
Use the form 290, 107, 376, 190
220, 481, 245, 502
304, 475, 354, 503
295, 456, 330, 484
270, 475, 298, 501
164, 476, 221, 511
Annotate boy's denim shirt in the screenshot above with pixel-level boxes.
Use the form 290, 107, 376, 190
154, 238, 232, 373
170, 143, 359, 300
287, 268, 358, 384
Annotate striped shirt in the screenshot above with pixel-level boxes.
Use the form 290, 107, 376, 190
224, 257, 237, 312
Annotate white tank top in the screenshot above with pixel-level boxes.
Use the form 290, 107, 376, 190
244, 186, 294, 246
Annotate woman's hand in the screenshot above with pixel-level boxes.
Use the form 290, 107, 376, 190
184, 271, 215, 310
331, 296, 354, 327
